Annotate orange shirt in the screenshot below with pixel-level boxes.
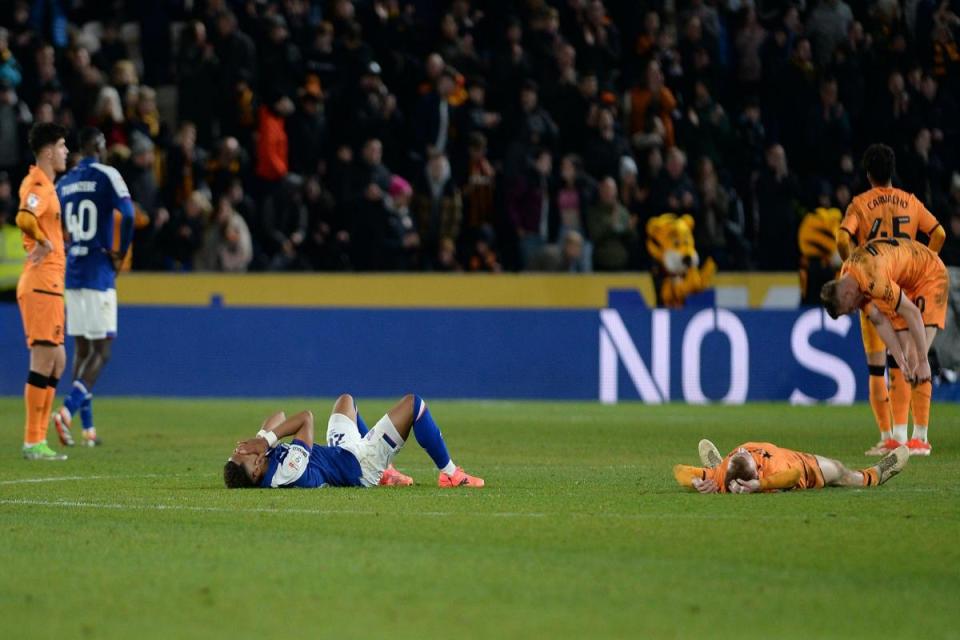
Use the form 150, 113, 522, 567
17, 165, 64, 289
841, 239, 946, 320
702, 442, 818, 492
840, 186, 940, 248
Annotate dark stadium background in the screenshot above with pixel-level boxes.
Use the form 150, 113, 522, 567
0, 0, 958, 276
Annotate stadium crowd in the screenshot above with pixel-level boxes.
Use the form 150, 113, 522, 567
1, 0, 960, 273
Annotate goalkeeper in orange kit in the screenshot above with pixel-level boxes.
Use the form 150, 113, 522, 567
674, 440, 908, 494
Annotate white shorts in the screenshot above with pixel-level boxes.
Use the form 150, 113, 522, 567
65, 288, 117, 340
327, 413, 404, 487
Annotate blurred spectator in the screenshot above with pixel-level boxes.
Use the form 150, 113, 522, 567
507, 148, 554, 268
556, 154, 597, 269
755, 145, 802, 271
165, 122, 208, 209
215, 10, 258, 119
0, 79, 30, 177
805, 77, 852, 175
199, 196, 253, 272
0, 28, 22, 89
806, 0, 854, 67
651, 147, 698, 217
413, 151, 462, 270
254, 94, 293, 185
583, 106, 630, 180
90, 86, 127, 148
262, 175, 308, 270
258, 14, 302, 102
899, 127, 946, 207
159, 190, 211, 271
287, 81, 327, 177
529, 229, 589, 273
587, 177, 635, 271
380, 175, 419, 270
176, 20, 220, 148
93, 19, 128, 74
127, 86, 167, 149
626, 60, 676, 150
461, 132, 496, 238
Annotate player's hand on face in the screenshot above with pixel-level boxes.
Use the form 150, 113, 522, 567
28, 239, 53, 264
691, 478, 719, 494
730, 478, 761, 494
234, 438, 268, 456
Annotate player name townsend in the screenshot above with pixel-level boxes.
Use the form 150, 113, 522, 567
59, 181, 97, 196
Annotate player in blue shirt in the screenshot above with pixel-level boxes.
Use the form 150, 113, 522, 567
224, 393, 484, 489
52, 128, 135, 447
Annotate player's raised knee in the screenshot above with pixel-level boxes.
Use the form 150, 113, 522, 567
333, 394, 353, 412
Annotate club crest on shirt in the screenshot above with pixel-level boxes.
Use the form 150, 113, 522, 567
26, 193, 40, 211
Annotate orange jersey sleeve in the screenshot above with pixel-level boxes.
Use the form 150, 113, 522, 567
839, 202, 860, 243
911, 195, 940, 236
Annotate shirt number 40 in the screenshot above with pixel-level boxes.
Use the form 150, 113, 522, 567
64, 199, 98, 243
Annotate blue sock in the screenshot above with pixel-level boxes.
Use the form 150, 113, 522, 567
80, 394, 94, 431
412, 395, 452, 470
355, 410, 369, 437
64, 381, 88, 415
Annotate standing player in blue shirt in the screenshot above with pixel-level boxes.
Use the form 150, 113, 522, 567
52, 128, 135, 447
224, 393, 485, 489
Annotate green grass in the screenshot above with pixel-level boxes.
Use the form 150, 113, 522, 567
0, 398, 958, 640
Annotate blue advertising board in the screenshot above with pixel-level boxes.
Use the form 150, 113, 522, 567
0, 302, 948, 402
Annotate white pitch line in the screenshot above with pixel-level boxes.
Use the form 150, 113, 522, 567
0, 474, 170, 486
4, 498, 955, 522
0, 498, 545, 519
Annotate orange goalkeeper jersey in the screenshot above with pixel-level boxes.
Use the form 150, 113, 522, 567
840, 186, 940, 248
676, 442, 824, 492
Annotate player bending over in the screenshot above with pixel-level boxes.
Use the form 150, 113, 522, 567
674, 440, 908, 494
224, 393, 484, 489
821, 237, 949, 455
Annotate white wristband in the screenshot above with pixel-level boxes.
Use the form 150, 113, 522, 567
257, 430, 278, 448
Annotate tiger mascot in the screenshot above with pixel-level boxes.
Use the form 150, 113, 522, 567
645, 213, 717, 308
798, 207, 842, 305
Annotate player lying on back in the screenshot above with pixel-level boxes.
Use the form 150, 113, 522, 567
224, 393, 484, 489
821, 237, 949, 455
673, 439, 908, 494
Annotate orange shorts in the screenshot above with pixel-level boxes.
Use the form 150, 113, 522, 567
17, 284, 65, 347
892, 272, 949, 331
796, 453, 825, 490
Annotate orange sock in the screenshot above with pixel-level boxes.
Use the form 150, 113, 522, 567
867, 367, 890, 435
888, 364, 911, 427
911, 380, 931, 433
23, 372, 49, 446
42, 375, 59, 443
860, 467, 879, 487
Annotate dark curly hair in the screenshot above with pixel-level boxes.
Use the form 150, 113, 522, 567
223, 460, 257, 488
28, 122, 67, 156
862, 144, 895, 185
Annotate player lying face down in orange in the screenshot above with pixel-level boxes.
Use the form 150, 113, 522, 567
674, 441, 908, 494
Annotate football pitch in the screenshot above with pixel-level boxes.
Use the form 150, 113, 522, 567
1, 398, 957, 640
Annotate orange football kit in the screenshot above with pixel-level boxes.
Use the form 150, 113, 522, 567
16, 165, 65, 446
